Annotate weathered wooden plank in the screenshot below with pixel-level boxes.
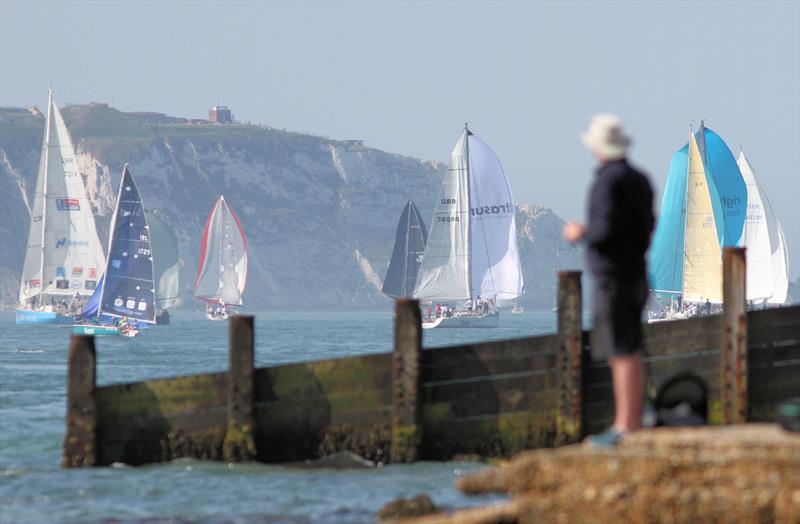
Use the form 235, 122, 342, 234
422, 336, 559, 383
253, 353, 392, 402
748, 305, 800, 329
721, 247, 748, 424
421, 409, 561, 459
748, 324, 800, 347
642, 315, 720, 356
423, 380, 560, 419
96, 372, 228, 424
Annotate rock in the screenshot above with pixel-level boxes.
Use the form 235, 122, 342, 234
378, 494, 440, 522
414, 425, 800, 524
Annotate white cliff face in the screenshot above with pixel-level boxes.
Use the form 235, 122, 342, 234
0, 105, 580, 309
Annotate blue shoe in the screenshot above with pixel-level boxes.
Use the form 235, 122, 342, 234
585, 427, 626, 448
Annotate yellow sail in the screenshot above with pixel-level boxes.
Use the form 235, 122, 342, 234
683, 133, 722, 303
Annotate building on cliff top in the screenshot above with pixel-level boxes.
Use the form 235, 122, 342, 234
209, 105, 233, 124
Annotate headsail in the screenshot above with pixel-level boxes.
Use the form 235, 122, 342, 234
683, 133, 723, 304
18, 89, 105, 304
98, 165, 156, 323
194, 196, 248, 306
467, 133, 524, 301
382, 200, 428, 298
737, 150, 789, 304
146, 210, 181, 309
413, 129, 471, 300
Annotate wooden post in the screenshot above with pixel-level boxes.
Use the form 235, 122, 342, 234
556, 271, 583, 443
390, 299, 422, 463
223, 315, 257, 461
62, 335, 97, 468
721, 247, 748, 424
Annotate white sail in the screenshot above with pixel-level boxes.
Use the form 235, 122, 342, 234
683, 132, 722, 304
467, 133, 524, 300
413, 129, 471, 300
770, 220, 789, 305
194, 196, 248, 306
146, 210, 181, 309
738, 150, 776, 301
18, 90, 106, 304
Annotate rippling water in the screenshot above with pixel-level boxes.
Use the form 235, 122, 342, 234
0, 309, 556, 523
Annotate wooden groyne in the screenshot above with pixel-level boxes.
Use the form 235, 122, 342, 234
62, 248, 800, 467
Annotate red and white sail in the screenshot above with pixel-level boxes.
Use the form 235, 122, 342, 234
194, 196, 248, 306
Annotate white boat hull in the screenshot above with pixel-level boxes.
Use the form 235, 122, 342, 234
422, 311, 499, 329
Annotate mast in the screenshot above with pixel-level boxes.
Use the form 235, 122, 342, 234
403, 200, 411, 297
38, 89, 53, 307
464, 122, 472, 301
218, 196, 224, 303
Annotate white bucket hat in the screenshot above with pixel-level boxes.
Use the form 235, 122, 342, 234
581, 113, 631, 160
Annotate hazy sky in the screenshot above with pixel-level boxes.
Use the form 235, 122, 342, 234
2, 1, 798, 277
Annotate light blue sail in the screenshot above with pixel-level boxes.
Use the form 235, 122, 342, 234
695, 123, 747, 246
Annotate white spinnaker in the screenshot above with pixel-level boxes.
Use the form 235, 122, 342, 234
18, 91, 105, 302
194, 196, 247, 305
769, 219, 789, 305
413, 129, 471, 300
467, 133, 523, 301
683, 133, 722, 304
737, 151, 774, 301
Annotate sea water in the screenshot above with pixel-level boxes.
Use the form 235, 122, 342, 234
0, 309, 556, 523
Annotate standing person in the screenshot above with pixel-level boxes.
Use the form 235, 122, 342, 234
562, 114, 654, 447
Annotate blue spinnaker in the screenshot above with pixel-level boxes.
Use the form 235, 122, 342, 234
649, 145, 688, 296
696, 124, 747, 246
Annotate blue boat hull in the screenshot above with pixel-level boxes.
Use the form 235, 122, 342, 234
15, 309, 74, 325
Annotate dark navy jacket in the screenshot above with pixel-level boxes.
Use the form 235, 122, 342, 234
584, 159, 654, 280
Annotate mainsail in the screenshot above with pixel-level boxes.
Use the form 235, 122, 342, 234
18, 89, 105, 304
194, 196, 248, 306
414, 126, 523, 301
682, 133, 723, 304
146, 210, 181, 309
737, 150, 789, 304
97, 165, 156, 323
382, 200, 428, 298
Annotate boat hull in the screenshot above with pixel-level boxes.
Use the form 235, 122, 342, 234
15, 308, 73, 325
423, 311, 500, 329
72, 324, 120, 336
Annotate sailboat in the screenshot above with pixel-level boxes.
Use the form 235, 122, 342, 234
648, 123, 747, 319
194, 196, 248, 321
16, 89, 106, 325
382, 200, 428, 299
413, 125, 524, 329
74, 165, 156, 336
146, 210, 181, 324
738, 149, 789, 306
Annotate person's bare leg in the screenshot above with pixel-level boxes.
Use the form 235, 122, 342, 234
610, 354, 645, 431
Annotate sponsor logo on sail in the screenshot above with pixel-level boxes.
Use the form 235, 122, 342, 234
88, 267, 97, 278
72, 267, 83, 276
85, 280, 97, 290
55, 238, 89, 248
56, 266, 66, 278
56, 198, 80, 211
27, 279, 41, 288
56, 279, 70, 289
471, 202, 514, 217
71, 281, 80, 289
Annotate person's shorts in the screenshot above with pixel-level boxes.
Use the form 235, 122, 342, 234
590, 277, 648, 361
